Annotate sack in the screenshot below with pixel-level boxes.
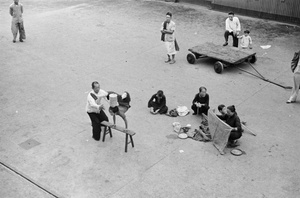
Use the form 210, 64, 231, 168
176, 106, 189, 117
168, 109, 178, 117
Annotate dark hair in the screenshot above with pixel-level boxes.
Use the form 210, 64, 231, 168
92, 81, 99, 89
218, 104, 225, 112
166, 12, 172, 17
228, 12, 234, 15
123, 91, 131, 102
244, 30, 250, 34
157, 90, 164, 97
199, 86, 207, 93
227, 105, 236, 113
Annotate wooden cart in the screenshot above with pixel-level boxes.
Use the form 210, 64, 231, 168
187, 42, 257, 74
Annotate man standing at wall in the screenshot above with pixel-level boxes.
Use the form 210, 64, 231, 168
223, 12, 241, 47
9, 0, 26, 43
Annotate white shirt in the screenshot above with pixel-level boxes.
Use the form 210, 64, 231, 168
86, 89, 108, 113
225, 17, 241, 32
240, 35, 252, 48
161, 20, 176, 42
10, 3, 23, 23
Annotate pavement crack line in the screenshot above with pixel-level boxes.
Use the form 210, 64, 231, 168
0, 160, 64, 198
109, 143, 184, 197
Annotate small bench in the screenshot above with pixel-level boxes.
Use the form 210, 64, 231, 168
101, 121, 135, 152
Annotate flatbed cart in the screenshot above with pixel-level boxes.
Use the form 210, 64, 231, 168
187, 42, 257, 74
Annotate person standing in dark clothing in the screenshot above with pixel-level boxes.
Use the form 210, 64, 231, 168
148, 90, 168, 114
191, 87, 210, 115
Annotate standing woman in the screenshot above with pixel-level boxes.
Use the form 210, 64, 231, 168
191, 87, 210, 115
222, 105, 243, 147
287, 50, 300, 103
148, 90, 168, 114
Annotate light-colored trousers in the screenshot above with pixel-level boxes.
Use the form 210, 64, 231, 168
289, 72, 300, 101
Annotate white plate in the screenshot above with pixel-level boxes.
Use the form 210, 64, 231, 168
231, 149, 243, 156
178, 133, 188, 139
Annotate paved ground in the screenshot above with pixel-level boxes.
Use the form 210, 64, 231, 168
0, 0, 300, 197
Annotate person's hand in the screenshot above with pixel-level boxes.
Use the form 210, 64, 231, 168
110, 124, 116, 129
99, 104, 104, 110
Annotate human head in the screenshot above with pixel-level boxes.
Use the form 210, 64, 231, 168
228, 12, 234, 21
227, 105, 236, 116
244, 30, 250, 36
166, 12, 172, 22
157, 90, 164, 98
91, 81, 100, 93
218, 104, 227, 115
14, 0, 19, 4
199, 86, 207, 97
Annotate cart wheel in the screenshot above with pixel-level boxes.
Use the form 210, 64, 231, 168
214, 61, 224, 74
187, 53, 196, 64
249, 55, 257, 64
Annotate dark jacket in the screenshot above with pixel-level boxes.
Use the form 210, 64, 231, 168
291, 50, 300, 73
220, 113, 243, 133
148, 94, 166, 109
192, 93, 209, 107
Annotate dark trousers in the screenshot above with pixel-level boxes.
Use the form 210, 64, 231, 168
191, 104, 209, 115
87, 110, 108, 141
224, 30, 238, 47
228, 131, 242, 142
148, 101, 168, 114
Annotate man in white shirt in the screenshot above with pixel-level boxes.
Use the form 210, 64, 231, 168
9, 0, 26, 43
223, 12, 241, 47
161, 12, 177, 64
86, 81, 109, 141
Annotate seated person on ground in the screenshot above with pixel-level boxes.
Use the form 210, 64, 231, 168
219, 105, 243, 147
107, 91, 131, 129
191, 86, 210, 115
148, 90, 168, 114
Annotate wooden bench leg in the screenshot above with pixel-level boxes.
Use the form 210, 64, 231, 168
129, 135, 134, 148
125, 134, 128, 152
125, 134, 134, 152
102, 126, 112, 142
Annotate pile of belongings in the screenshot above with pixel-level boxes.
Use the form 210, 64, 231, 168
167, 106, 190, 117
172, 122, 191, 133
187, 119, 212, 142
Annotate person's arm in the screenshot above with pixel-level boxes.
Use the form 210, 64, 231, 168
192, 94, 198, 104
148, 95, 155, 108
249, 36, 253, 49
21, 4, 23, 14
9, 6, 13, 16
232, 116, 242, 132
204, 94, 209, 107
158, 96, 166, 108
87, 94, 101, 109
164, 22, 175, 34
